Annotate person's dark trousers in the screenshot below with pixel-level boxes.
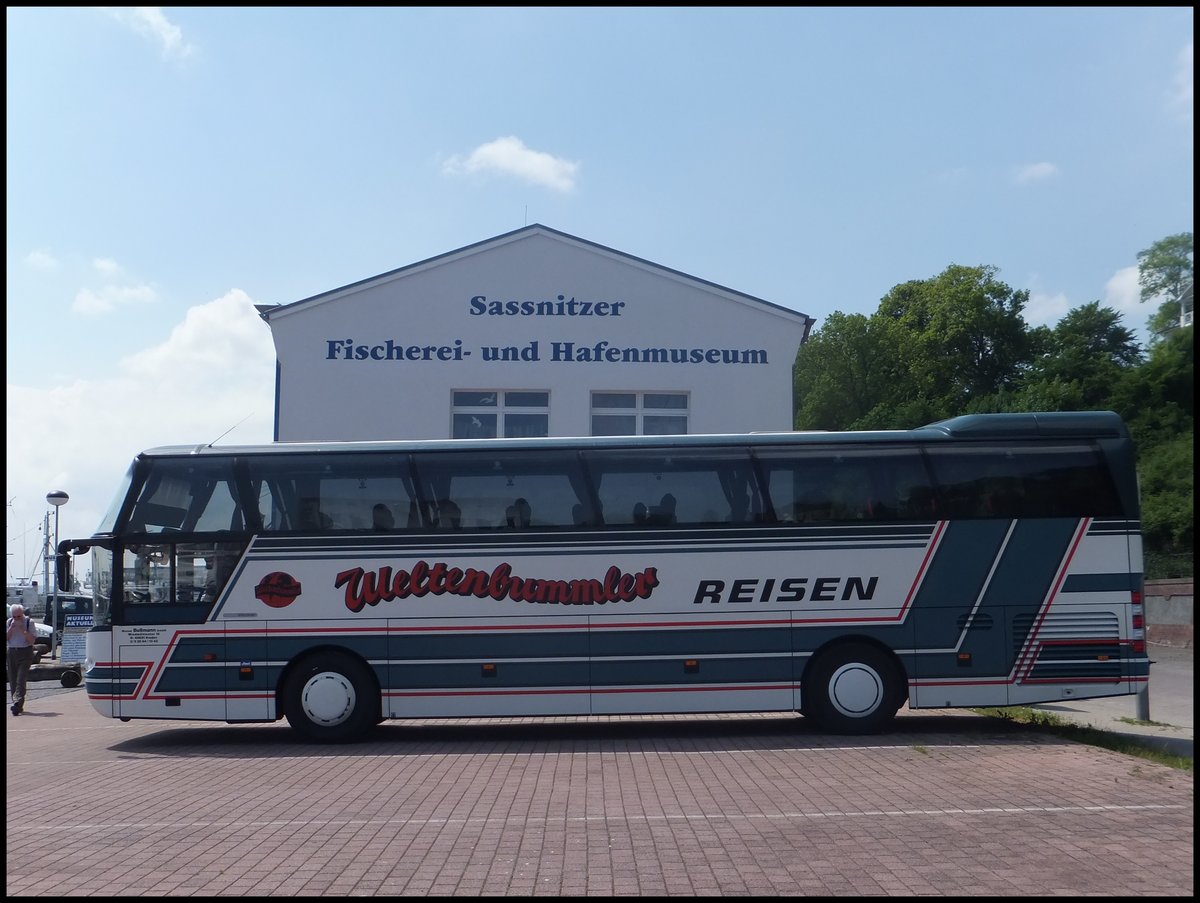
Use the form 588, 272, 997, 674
7, 645, 34, 714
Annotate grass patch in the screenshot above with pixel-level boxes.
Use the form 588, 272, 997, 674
972, 706, 1193, 773
1116, 715, 1175, 728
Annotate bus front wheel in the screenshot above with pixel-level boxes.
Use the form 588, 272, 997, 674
803, 642, 902, 735
283, 651, 377, 743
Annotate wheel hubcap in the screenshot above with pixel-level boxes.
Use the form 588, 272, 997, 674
828, 662, 884, 718
301, 671, 356, 726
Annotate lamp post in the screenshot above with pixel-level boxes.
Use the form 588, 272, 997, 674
46, 490, 69, 659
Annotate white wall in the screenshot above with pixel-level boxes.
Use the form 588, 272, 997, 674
266, 229, 811, 441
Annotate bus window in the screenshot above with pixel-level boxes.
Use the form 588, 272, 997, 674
756, 446, 928, 523
583, 448, 758, 526
175, 542, 244, 603
925, 443, 1123, 518
246, 452, 416, 533
123, 544, 172, 604
128, 459, 241, 533
412, 450, 592, 529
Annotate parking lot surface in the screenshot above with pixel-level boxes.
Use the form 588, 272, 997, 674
5, 688, 1194, 897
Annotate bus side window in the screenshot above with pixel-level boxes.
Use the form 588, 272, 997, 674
505, 498, 532, 529
906, 486, 938, 519
203, 547, 239, 601
372, 503, 396, 531
435, 499, 462, 530
646, 493, 677, 526
298, 498, 332, 530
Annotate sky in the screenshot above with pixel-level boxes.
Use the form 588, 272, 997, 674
5, 6, 1194, 584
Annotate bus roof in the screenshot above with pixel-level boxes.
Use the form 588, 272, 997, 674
135, 411, 1129, 459
916, 411, 1129, 440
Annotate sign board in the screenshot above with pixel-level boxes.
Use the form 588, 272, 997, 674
60, 613, 94, 664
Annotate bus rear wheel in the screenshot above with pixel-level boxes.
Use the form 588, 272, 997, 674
283, 651, 377, 743
803, 642, 902, 735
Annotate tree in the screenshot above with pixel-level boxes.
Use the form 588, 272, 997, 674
871, 264, 1034, 422
1111, 324, 1194, 449
1020, 302, 1142, 409
795, 264, 1036, 430
1137, 232, 1193, 339
793, 312, 885, 430
1137, 433, 1194, 578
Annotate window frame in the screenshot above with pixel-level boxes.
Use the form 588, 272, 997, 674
590, 391, 689, 436
451, 389, 550, 439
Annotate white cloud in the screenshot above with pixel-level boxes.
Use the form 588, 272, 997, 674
1024, 290, 1071, 328
73, 283, 158, 315
120, 289, 274, 384
1169, 40, 1193, 120
93, 257, 123, 277
1023, 265, 1149, 347
442, 136, 580, 192
102, 7, 196, 62
5, 290, 275, 581
1100, 264, 1144, 327
25, 250, 58, 270
1013, 162, 1059, 185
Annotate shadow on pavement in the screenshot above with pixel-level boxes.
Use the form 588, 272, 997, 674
102, 710, 1100, 760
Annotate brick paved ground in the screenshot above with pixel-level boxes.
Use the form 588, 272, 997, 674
6, 691, 1194, 896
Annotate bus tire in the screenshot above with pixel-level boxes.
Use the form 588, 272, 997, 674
283, 651, 378, 743
803, 642, 902, 735
61, 669, 82, 688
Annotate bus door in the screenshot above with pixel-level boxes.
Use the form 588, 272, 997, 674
114, 624, 228, 722
226, 621, 271, 721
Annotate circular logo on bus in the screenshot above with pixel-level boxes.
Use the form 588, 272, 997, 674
255, 571, 302, 608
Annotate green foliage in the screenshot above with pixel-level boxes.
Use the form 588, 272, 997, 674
1137, 232, 1193, 343
792, 312, 882, 429
1137, 232, 1193, 304
1113, 326, 1194, 446
876, 264, 1033, 412
1147, 299, 1184, 339
1017, 301, 1145, 410
1137, 433, 1193, 576
795, 264, 1033, 430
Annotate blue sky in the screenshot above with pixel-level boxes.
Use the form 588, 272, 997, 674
5, 7, 1193, 583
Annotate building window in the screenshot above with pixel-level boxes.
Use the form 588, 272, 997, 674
591, 392, 688, 436
452, 390, 549, 438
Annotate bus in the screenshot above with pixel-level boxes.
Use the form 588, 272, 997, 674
56, 411, 1148, 742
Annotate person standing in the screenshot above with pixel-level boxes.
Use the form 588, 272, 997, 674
7, 603, 36, 715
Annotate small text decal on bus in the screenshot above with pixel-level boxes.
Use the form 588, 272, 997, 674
335, 560, 660, 613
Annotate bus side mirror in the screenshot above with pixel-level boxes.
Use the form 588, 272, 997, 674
56, 553, 72, 591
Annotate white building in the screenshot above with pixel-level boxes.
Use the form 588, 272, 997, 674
258, 224, 813, 441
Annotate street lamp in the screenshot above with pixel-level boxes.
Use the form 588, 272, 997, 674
46, 490, 68, 659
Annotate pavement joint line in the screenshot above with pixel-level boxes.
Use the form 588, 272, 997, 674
20, 802, 1190, 834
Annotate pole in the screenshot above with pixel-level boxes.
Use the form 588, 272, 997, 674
42, 511, 50, 623
1136, 683, 1151, 722
46, 490, 68, 660
51, 505, 60, 660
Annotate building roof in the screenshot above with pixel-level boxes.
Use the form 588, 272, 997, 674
255, 223, 814, 332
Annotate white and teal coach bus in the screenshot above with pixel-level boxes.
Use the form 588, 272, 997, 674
57, 411, 1148, 742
